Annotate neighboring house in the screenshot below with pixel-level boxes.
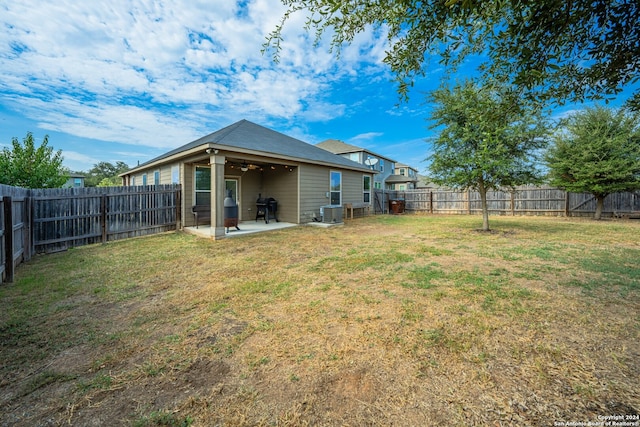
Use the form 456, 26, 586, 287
387, 163, 419, 191
316, 139, 396, 190
62, 174, 85, 188
120, 120, 375, 239
416, 174, 438, 189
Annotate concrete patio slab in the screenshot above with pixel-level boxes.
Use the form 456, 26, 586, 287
184, 220, 298, 239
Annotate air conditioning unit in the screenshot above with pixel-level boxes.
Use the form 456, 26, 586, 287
321, 206, 343, 223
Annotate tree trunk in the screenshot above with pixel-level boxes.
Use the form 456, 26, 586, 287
478, 180, 490, 231
594, 195, 605, 220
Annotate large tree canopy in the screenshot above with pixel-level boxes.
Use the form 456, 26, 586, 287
545, 106, 640, 220
428, 80, 548, 231
84, 161, 130, 187
0, 132, 67, 189
266, 0, 640, 108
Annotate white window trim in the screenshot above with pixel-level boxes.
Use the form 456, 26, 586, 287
330, 170, 342, 206
363, 175, 371, 204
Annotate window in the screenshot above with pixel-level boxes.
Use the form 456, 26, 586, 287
194, 166, 211, 205
363, 175, 371, 203
73, 178, 82, 187
330, 171, 341, 206
400, 168, 406, 176
374, 181, 381, 190
380, 159, 384, 172
132, 176, 136, 186
142, 174, 147, 186
154, 170, 160, 185
349, 152, 359, 162
171, 166, 179, 184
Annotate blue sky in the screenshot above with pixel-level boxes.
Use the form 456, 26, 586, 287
0, 1, 634, 175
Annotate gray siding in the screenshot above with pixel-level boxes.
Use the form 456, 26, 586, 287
299, 166, 373, 223
342, 170, 368, 205
299, 165, 331, 223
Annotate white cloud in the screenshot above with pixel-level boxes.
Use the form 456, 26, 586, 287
350, 132, 384, 142
62, 150, 99, 167
0, 0, 394, 161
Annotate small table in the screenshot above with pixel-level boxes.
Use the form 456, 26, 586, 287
344, 203, 370, 220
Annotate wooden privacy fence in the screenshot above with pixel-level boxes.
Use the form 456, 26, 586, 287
374, 186, 640, 217
1, 184, 181, 284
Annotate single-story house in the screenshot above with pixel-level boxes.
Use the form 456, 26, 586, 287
120, 120, 375, 239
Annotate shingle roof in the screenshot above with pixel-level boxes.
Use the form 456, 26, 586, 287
127, 120, 371, 173
316, 139, 397, 163
316, 139, 363, 154
385, 174, 418, 183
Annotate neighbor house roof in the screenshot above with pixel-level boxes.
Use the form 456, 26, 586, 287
316, 139, 397, 163
386, 174, 418, 184
395, 163, 418, 171
124, 120, 372, 175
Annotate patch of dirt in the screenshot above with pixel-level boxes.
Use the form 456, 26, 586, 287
66, 358, 231, 426
183, 358, 230, 390
317, 368, 377, 409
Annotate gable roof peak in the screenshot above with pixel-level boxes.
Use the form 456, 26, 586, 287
123, 119, 373, 174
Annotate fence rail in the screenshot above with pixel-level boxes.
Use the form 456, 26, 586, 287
1, 184, 181, 283
374, 186, 640, 217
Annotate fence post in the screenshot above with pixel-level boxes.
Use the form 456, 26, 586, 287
101, 194, 107, 243
511, 191, 515, 216
3, 196, 14, 283
429, 191, 433, 214
176, 188, 182, 229
23, 197, 31, 262
564, 191, 570, 217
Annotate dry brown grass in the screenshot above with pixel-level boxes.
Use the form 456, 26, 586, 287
1, 215, 639, 426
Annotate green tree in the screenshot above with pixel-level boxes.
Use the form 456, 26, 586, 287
266, 0, 640, 108
545, 106, 640, 220
85, 161, 129, 187
428, 80, 548, 231
97, 177, 121, 187
0, 132, 67, 188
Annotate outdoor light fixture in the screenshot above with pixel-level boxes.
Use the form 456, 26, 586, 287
240, 162, 248, 172
205, 148, 219, 155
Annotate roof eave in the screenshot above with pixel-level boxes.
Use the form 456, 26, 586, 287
120, 143, 375, 176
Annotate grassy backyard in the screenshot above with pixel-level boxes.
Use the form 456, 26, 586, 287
0, 214, 639, 426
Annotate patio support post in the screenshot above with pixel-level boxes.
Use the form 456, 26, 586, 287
210, 154, 226, 239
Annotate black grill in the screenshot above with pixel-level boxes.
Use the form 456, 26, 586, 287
256, 194, 278, 224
